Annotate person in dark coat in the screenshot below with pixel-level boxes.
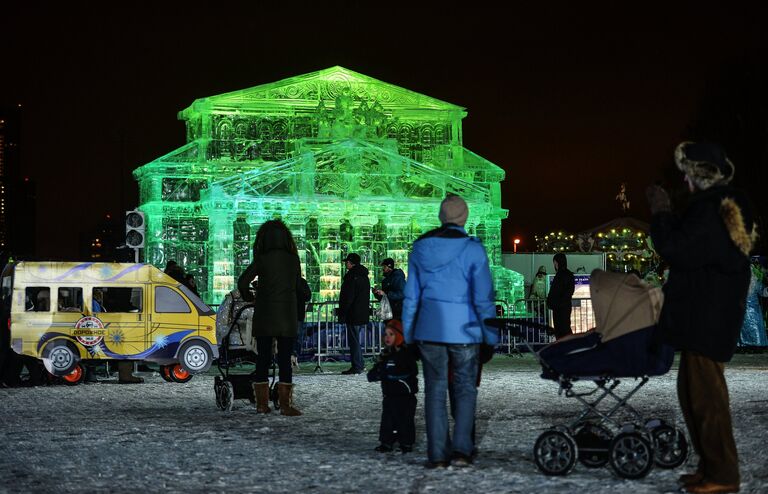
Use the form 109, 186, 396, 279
293, 275, 312, 359
338, 252, 370, 374
373, 258, 406, 321
237, 219, 302, 416
647, 142, 755, 494
164, 260, 185, 284
546, 252, 575, 339
367, 319, 418, 453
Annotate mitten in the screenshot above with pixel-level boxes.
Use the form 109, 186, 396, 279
645, 185, 671, 214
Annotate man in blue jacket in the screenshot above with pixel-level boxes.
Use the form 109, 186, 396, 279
402, 195, 498, 468
373, 258, 406, 320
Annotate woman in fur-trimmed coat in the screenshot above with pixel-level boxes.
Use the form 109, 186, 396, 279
647, 141, 756, 494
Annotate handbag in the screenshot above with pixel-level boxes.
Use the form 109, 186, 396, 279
377, 294, 394, 321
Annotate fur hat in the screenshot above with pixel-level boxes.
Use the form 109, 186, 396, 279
674, 141, 734, 191
439, 195, 469, 226
385, 319, 404, 347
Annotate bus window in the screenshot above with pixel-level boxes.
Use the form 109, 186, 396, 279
26, 287, 50, 312
94, 287, 142, 313
155, 286, 191, 313
58, 287, 83, 312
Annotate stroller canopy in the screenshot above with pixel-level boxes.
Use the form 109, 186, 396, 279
590, 269, 664, 342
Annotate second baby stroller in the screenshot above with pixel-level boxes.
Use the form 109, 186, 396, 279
487, 270, 688, 479
213, 289, 280, 411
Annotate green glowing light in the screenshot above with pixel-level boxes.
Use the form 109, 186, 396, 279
133, 66, 523, 306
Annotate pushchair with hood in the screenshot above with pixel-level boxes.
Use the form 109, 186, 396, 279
487, 270, 688, 479
213, 289, 280, 411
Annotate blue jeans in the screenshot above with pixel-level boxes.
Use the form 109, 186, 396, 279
346, 323, 365, 371
418, 342, 479, 462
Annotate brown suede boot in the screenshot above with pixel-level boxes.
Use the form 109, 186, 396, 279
252, 382, 271, 413
277, 382, 302, 416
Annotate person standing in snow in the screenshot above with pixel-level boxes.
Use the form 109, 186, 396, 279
373, 258, 406, 321
338, 253, 370, 375
367, 319, 418, 454
237, 220, 302, 416
647, 142, 755, 494
402, 195, 498, 468
546, 252, 575, 340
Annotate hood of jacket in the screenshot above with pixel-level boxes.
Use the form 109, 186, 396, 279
412, 227, 473, 273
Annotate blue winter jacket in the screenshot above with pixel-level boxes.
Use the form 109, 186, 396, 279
402, 225, 498, 346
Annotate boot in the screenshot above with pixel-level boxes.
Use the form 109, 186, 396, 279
277, 382, 302, 416
118, 361, 144, 384
252, 382, 271, 413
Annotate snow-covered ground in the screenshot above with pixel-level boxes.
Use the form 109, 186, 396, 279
0, 362, 766, 493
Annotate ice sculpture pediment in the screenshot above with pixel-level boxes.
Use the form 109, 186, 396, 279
211, 138, 488, 202
184, 66, 465, 115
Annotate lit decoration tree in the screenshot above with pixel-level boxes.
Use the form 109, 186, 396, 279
133, 67, 524, 305
593, 224, 656, 273
534, 231, 577, 252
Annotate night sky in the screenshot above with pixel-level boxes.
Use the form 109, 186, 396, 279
3, 3, 767, 259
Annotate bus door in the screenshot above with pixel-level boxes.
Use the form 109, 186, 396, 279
90, 285, 148, 359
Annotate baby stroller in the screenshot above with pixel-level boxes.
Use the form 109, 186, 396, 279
213, 290, 280, 411
487, 270, 688, 479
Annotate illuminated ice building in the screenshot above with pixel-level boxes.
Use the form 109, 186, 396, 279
133, 67, 523, 305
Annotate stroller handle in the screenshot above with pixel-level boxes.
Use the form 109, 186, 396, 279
485, 318, 551, 335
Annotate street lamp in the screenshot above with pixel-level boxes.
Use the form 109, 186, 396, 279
513, 238, 521, 253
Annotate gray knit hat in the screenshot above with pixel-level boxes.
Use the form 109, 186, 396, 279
674, 141, 734, 191
438, 195, 469, 226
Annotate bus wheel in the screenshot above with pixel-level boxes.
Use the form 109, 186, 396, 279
169, 364, 193, 383
61, 363, 86, 385
42, 341, 80, 376
178, 341, 213, 374
159, 365, 173, 382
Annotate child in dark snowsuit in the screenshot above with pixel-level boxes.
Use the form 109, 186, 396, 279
367, 319, 418, 453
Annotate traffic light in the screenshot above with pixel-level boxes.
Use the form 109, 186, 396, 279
125, 210, 145, 248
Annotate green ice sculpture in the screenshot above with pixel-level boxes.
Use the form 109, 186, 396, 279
133, 67, 523, 308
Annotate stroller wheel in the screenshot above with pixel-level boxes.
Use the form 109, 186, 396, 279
573, 423, 611, 468
269, 383, 280, 410
609, 432, 654, 479
533, 429, 578, 476
215, 378, 234, 411
651, 424, 688, 468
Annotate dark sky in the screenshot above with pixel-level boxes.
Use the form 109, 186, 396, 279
2, 3, 766, 259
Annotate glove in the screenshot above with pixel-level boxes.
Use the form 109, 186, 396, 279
645, 185, 671, 214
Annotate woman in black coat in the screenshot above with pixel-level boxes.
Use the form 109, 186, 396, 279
237, 220, 302, 416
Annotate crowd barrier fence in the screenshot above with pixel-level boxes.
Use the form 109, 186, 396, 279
263, 296, 596, 370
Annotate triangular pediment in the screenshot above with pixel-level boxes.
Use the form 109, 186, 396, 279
211, 138, 488, 202
183, 66, 464, 115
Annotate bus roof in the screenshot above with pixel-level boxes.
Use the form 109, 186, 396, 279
9, 262, 178, 285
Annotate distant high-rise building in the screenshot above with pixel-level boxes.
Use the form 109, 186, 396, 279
0, 104, 36, 259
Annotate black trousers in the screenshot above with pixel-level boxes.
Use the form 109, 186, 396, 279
254, 336, 295, 384
551, 307, 573, 339
379, 394, 417, 446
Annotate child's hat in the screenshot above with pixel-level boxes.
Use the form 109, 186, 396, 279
386, 319, 404, 346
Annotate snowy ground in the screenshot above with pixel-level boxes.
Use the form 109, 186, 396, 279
0, 357, 766, 493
